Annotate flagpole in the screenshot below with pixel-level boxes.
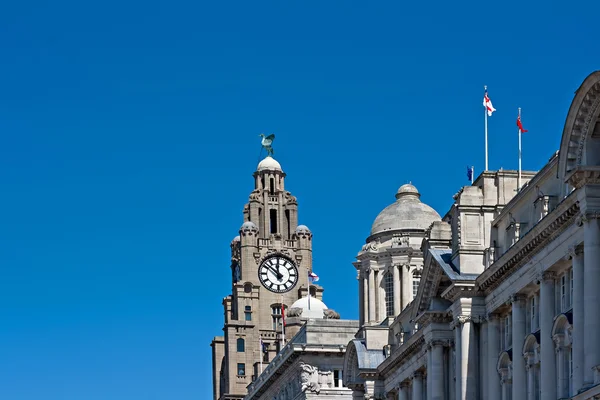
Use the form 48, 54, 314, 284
518, 107, 522, 192
484, 85, 489, 171
281, 295, 285, 346
471, 166, 474, 184
308, 272, 311, 311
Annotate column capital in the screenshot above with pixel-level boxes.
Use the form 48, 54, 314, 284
486, 312, 501, 321
454, 315, 470, 326
399, 381, 410, 389
566, 244, 584, 259
412, 370, 423, 379
541, 271, 557, 282
576, 210, 600, 226
511, 293, 527, 304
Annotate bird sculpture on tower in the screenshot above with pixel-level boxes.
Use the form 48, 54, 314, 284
259, 133, 275, 156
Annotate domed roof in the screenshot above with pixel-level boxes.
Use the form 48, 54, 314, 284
290, 296, 328, 319
240, 221, 259, 233
257, 156, 282, 172
296, 225, 311, 234
370, 183, 441, 235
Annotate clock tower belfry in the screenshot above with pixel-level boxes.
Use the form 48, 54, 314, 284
211, 155, 319, 400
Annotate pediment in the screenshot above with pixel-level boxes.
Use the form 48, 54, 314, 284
413, 249, 475, 317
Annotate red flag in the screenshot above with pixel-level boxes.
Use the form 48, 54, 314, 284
281, 303, 286, 327
517, 115, 528, 133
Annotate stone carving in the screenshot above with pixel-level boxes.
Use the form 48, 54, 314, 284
284, 191, 297, 205
230, 239, 241, 263
249, 189, 261, 201
400, 234, 410, 246
287, 307, 303, 318
363, 238, 380, 252
318, 370, 333, 389
300, 362, 320, 393
574, 86, 600, 169
323, 309, 340, 319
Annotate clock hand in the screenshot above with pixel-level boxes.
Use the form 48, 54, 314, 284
267, 266, 283, 280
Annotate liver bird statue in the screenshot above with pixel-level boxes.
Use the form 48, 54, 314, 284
259, 133, 275, 156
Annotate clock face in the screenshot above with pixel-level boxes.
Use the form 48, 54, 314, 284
258, 256, 298, 293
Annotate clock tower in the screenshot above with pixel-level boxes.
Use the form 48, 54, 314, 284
211, 155, 320, 400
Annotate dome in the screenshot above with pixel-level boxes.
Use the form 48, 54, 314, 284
290, 296, 328, 319
231, 235, 240, 242
240, 221, 259, 234
370, 184, 441, 235
296, 225, 311, 234
257, 156, 282, 172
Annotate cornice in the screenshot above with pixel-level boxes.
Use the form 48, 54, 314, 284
566, 166, 600, 189
441, 283, 483, 302
477, 194, 579, 293
414, 310, 452, 330
378, 329, 425, 377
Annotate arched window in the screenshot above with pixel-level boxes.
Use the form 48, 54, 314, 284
384, 271, 394, 316
412, 271, 421, 300
237, 338, 245, 352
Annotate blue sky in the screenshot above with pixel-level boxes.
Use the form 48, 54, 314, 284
0, 1, 598, 399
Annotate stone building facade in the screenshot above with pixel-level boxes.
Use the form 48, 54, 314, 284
244, 318, 359, 400
343, 70, 600, 400
211, 156, 344, 400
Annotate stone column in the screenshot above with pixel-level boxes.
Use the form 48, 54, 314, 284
393, 264, 401, 315
412, 371, 423, 400
401, 265, 410, 311
362, 270, 369, 324
583, 212, 600, 386
376, 270, 384, 320
571, 246, 584, 393
487, 314, 501, 400
540, 271, 557, 399
358, 270, 365, 326
460, 317, 478, 400
511, 294, 527, 400
398, 382, 409, 400
368, 268, 376, 323
427, 344, 433, 397
430, 341, 445, 400
454, 322, 462, 400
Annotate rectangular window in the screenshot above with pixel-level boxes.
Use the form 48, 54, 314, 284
569, 347, 573, 394
333, 369, 343, 387
237, 363, 246, 376
412, 274, 421, 300
270, 209, 278, 234
500, 317, 505, 349
570, 268, 574, 309
272, 306, 282, 330
531, 296, 536, 331
384, 272, 394, 317
561, 275, 567, 311
244, 305, 252, 321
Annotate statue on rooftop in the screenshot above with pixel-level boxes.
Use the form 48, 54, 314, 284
259, 133, 275, 156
